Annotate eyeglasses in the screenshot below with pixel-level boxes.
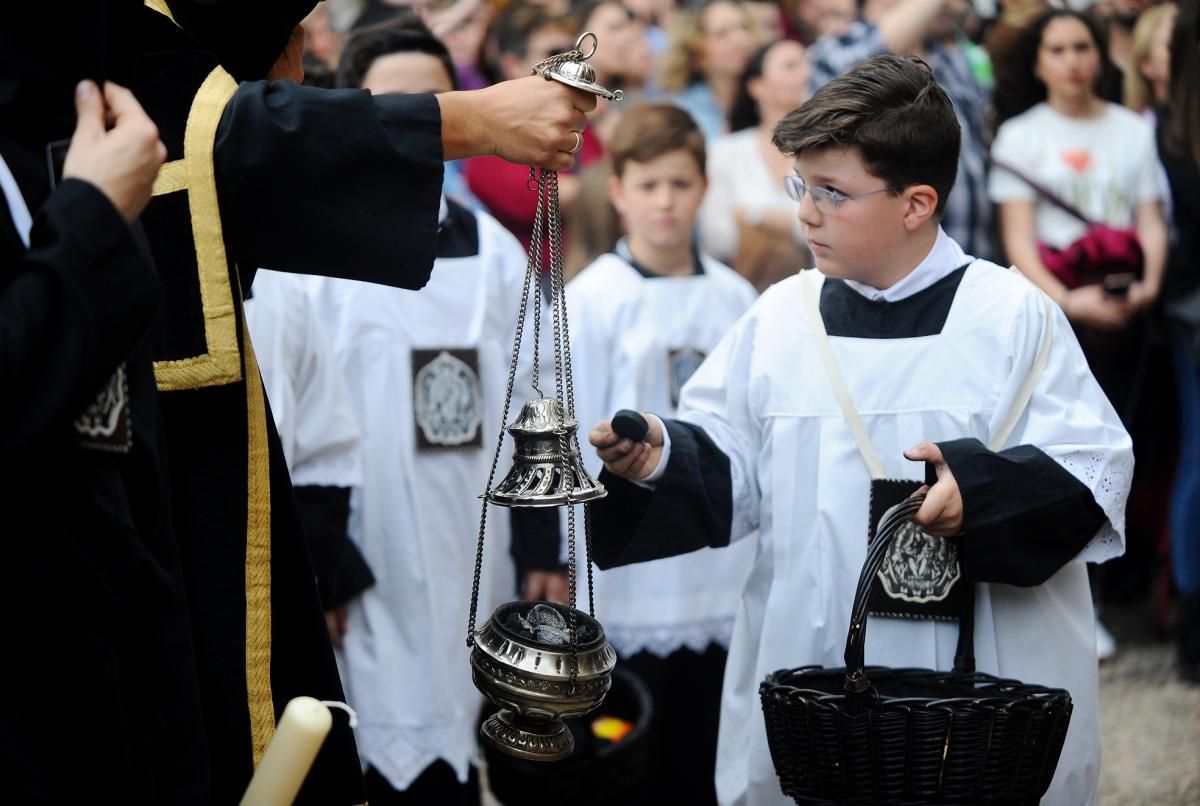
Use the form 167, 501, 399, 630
782, 175, 906, 214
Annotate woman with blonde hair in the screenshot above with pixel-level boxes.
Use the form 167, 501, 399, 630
1124, 3, 1176, 116
659, 0, 757, 138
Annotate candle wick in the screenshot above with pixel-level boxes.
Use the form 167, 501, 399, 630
319, 700, 359, 729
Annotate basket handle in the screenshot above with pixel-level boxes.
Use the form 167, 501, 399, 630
842, 494, 977, 700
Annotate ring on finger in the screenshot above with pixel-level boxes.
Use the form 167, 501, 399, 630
569, 130, 583, 154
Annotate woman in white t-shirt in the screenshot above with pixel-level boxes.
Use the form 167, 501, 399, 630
989, 7, 1168, 660
990, 8, 1168, 336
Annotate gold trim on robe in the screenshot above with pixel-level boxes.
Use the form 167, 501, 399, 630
152, 159, 187, 196
137, 14, 280, 766
144, 0, 175, 22
242, 316, 275, 765
150, 66, 242, 392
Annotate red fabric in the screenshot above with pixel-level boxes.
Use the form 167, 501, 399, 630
463, 129, 603, 254
1037, 225, 1144, 289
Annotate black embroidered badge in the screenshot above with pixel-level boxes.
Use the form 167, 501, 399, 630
668, 347, 706, 408
412, 348, 483, 452
867, 478, 966, 621
73, 363, 132, 453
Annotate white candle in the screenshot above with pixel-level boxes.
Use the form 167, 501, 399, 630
240, 697, 333, 806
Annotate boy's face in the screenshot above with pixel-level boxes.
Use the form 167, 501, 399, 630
791, 147, 919, 284
362, 52, 455, 95
609, 150, 707, 254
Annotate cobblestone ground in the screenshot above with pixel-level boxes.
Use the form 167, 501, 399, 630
1098, 608, 1200, 805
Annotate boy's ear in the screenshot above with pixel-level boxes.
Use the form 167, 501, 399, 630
902, 184, 939, 231
607, 174, 626, 217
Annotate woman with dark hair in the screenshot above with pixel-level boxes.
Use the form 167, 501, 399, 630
699, 38, 810, 288
1158, 0, 1200, 683
989, 7, 1169, 659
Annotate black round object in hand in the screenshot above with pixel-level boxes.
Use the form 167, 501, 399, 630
611, 410, 648, 443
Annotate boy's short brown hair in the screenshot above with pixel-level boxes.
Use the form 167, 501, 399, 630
772, 54, 960, 217
607, 103, 706, 178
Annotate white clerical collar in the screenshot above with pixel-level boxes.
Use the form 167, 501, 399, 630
841, 227, 973, 302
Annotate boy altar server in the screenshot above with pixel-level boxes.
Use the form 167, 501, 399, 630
566, 103, 759, 805
587, 55, 1132, 806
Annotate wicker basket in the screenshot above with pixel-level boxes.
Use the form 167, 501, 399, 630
760, 496, 1073, 805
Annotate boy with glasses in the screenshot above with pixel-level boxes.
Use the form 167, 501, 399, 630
585, 54, 1132, 805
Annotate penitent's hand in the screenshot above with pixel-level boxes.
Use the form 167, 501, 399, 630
903, 442, 963, 537
589, 414, 664, 482
438, 76, 597, 170
62, 81, 166, 224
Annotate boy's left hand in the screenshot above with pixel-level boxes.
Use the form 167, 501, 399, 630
903, 442, 963, 537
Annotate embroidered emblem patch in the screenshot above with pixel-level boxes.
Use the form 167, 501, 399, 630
867, 478, 967, 621
877, 519, 961, 603
668, 347, 706, 408
412, 348, 483, 451
73, 363, 132, 453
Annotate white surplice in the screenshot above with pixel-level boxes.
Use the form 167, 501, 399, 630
245, 270, 363, 488
672, 234, 1132, 805
304, 204, 529, 790
568, 248, 760, 656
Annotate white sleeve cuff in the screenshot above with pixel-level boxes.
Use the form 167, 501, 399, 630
633, 414, 672, 487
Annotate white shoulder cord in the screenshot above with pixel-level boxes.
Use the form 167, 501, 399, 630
798, 266, 1054, 477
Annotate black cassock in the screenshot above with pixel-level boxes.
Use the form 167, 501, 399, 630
122, 5, 444, 804
0, 139, 210, 802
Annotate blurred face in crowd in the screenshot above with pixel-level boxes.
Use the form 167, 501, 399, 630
1035, 15, 1102, 105
302, 6, 344, 67
699, 1, 757, 80
744, 0, 784, 44
790, 147, 926, 284
609, 150, 708, 254
794, 0, 855, 39
1139, 12, 1174, 102
433, 2, 493, 68
584, 1, 651, 82
362, 51, 456, 95
502, 24, 577, 79
750, 39, 810, 119
623, 0, 673, 26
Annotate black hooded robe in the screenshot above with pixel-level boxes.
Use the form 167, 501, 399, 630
121, 3, 446, 803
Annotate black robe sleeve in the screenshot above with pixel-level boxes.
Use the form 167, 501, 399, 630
213, 81, 444, 289
591, 419, 735, 570
933, 437, 1108, 587
510, 507, 565, 577
1, 179, 158, 457
292, 484, 375, 610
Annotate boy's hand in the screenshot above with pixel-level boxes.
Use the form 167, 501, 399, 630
903, 442, 963, 536
589, 414, 664, 481
522, 570, 569, 604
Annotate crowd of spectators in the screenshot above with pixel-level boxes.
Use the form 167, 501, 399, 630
302, 0, 1197, 725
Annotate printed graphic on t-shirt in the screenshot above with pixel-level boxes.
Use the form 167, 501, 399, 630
73, 364, 133, 453
668, 347, 706, 408
412, 348, 483, 452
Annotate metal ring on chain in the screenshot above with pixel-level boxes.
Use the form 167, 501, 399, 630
574, 32, 598, 59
